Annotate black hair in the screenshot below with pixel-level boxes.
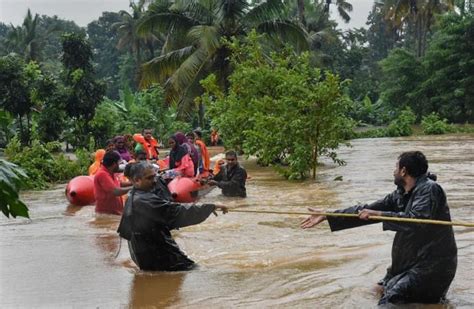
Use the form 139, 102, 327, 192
225, 150, 237, 158
186, 132, 194, 138
193, 129, 202, 138
131, 162, 154, 180
398, 151, 428, 178
102, 151, 121, 167
123, 162, 136, 178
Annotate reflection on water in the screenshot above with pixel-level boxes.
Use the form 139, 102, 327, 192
0, 136, 473, 308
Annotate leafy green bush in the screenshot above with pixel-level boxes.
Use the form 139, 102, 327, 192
202, 32, 352, 179
386, 108, 416, 137
421, 113, 451, 135
5, 137, 90, 189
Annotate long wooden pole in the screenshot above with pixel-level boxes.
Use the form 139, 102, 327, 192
228, 209, 474, 228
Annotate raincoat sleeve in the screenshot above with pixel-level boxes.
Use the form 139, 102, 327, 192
381, 183, 445, 232
327, 192, 397, 232
133, 194, 216, 229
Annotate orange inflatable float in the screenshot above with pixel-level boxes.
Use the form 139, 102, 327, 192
65, 175, 211, 205
65, 175, 95, 206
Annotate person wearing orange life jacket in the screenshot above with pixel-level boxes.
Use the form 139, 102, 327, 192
89, 149, 106, 176
210, 129, 219, 146
133, 129, 159, 160
193, 129, 210, 174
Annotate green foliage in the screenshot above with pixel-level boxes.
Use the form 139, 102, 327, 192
91, 84, 192, 147
416, 13, 474, 122
61, 33, 106, 148
379, 48, 426, 119
421, 113, 452, 135
202, 33, 352, 179
350, 95, 390, 126
87, 11, 124, 99
0, 159, 29, 218
386, 107, 416, 137
4, 136, 89, 189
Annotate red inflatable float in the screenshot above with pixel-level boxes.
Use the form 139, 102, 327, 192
65, 175, 95, 206
65, 175, 211, 206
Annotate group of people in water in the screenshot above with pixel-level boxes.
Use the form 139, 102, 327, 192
90, 128, 247, 215
86, 134, 458, 306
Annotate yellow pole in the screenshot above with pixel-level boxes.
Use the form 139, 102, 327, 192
228, 209, 474, 228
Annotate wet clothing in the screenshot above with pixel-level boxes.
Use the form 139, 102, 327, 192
93, 166, 123, 215
117, 188, 216, 271
133, 134, 159, 160
327, 175, 457, 305
175, 132, 199, 174
213, 164, 247, 197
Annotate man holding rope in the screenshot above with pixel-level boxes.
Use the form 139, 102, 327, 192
301, 151, 457, 305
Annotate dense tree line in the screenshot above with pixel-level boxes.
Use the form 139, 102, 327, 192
0, 0, 473, 189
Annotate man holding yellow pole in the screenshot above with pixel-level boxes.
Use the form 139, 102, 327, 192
301, 151, 457, 305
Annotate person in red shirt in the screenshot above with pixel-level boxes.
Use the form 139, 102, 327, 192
94, 151, 132, 215
133, 129, 160, 160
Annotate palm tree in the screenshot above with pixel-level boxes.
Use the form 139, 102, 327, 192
5, 9, 41, 62
114, 0, 159, 63
137, 0, 308, 117
324, 0, 353, 23
384, 0, 455, 57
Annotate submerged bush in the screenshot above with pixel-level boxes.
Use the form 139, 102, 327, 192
386, 108, 416, 137
421, 113, 451, 135
5, 137, 89, 189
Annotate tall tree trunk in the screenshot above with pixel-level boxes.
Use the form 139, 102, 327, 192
297, 0, 306, 26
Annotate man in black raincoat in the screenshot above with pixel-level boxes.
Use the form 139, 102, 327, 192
301, 151, 457, 305
118, 162, 228, 271
208, 150, 247, 197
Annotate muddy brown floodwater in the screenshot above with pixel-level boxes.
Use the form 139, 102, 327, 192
1, 134, 473, 308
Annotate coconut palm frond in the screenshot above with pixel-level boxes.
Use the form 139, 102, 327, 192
338, 6, 351, 23
257, 20, 309, 52
141, 46, 195, 87
170, 47, 211, 93
216, 0, 248, 23
187, 25, 221, 53
172, 0, 216, 24
244, 0, 287, 26
138, 12, 197, 36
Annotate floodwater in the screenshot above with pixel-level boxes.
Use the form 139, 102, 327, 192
1, 134, 473, 308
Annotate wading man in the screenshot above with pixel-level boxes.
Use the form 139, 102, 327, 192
301, 151, 457, 305
208, 150, 247, 198
118, 162, 228, 271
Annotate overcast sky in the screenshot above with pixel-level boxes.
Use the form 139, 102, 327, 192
0, 0, 374, 30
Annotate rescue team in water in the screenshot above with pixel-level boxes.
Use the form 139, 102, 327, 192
89, 129, 456, 306
301, 151, 457, 305
90, 128, 246, 215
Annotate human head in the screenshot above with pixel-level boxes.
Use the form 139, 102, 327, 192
174, 132, 187, 145
142, 129, 153, 140
168, 135, 178, 149
102, 151, 121, 172
193, 129, 202, 140
394, 151, 428, 186
131, 162, 156, 191
225, 150, 238, 168
114, 136, 125, 149
105, 139, 115, 151
135, 150, 147, 162
186, 132, 195, 144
